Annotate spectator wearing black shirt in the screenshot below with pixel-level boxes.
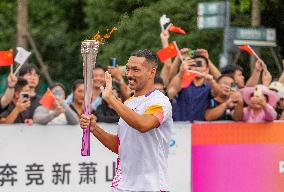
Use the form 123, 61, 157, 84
18, 64, 41, 119
205, 75, 243, 121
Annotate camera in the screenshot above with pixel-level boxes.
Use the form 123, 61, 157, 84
109, 58, 118, 67
189, 60, 202, 69
20, 92, 29, 100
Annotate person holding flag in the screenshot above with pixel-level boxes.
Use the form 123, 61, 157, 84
167, 52, 220, 121
33, 83, 79, 125
80, 49, 173, 192
0, 78, 32, 124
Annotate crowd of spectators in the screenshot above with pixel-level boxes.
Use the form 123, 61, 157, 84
1, 28, 284, 125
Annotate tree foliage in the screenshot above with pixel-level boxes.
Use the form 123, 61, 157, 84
0, 0, 283, 92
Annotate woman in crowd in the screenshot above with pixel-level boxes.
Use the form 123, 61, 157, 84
69, 79, 85, 117
33, 83, 79, 125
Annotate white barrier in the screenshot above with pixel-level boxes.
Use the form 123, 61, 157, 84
0, 123, 191, 192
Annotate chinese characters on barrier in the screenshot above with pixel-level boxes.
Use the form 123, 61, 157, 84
0, 161, 116, 187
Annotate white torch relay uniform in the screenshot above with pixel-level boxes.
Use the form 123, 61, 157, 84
111, 90, 173, 192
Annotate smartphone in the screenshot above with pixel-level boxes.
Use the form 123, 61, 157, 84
189, 60, 202, 69
109, 58, 118, 67
53, 89, 63, 98
20, 92, 30, 100
189, 50, 198, 58
231, 82, 238, 91
254, 85, 263, 97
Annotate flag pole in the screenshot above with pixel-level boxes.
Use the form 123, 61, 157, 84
248, 45, 267, 71
10, 63, 13, 74
173, 41, 183, 61
248, 45, 261, 60
160, 23, 165, 32
14, 65, 22, 75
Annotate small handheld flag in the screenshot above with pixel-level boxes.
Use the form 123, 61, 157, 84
0, 50, 13, 66
238, 45, 267, 70
168, 25, 186, 35
160, 14, 170, 31
180, 71, 198, 88
39, 89, 55, 110
157, 42, 178, 62
14, 47, 31, 65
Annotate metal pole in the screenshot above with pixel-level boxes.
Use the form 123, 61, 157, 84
270, 47, 282, 73
24, 32, 53, 85
221, 0, 230, 68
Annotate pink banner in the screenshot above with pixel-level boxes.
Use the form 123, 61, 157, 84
192, 122, 284, 192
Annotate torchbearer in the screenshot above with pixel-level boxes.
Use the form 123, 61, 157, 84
80, 49, 173, 191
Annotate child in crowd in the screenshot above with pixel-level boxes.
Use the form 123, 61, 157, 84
241, 85, 279, 122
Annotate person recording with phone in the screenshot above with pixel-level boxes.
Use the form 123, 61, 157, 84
205, 75, 244, 121
0, 78, 33, 124
33, 83, 79, 125
167, 53, 220, 121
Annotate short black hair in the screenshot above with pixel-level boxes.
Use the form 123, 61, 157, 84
131, 49, 158, 68
216, 74, 235, 83
192, 55, 209, 66
15, 77, 28, 92
154, 76, 164, 86
93, 64, 106, 72
220, 64, 243, 76
19, 64, 40, 77
72, 79, 84, 92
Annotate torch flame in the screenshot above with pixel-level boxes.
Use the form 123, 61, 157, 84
91, 27, 117, 45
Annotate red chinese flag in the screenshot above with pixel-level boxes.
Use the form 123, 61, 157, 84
168, 25, 187, 35
180, 71, 197, 88
0, 50, 13, 66
39, 89, 55, 110
157, 43, 178, 62
238, 45, 254, 55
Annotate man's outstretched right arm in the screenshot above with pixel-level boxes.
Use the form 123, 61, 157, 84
80, 114, 119, 154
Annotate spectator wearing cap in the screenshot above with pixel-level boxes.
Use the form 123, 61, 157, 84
33, 83, 79, 125
205, 75, 243, 121
268, 81, 284, 120
276, 89, 284, 120
241, 85, 279, 122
